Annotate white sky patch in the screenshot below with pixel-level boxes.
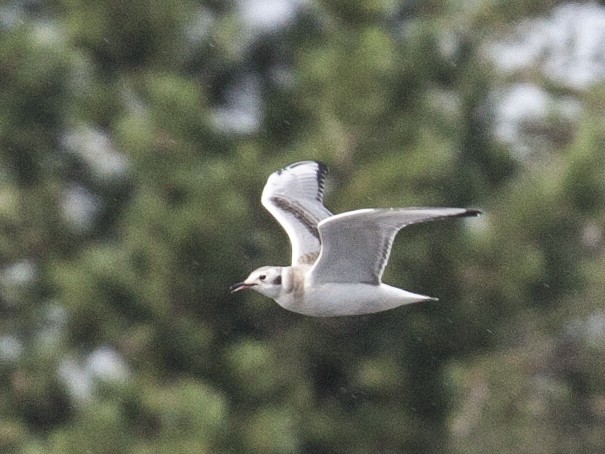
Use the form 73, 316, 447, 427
2, 260, 36, 287
492, 83, 582, 155
487, 3, 604, 155
566, 311, 605, 347
0, 336, 23, 362
0, 260, 36, 308
0, 3, 24, 29
585, 312, 605, 343
87, 346, 130, 382
62, 126, 129, 179
59, 347, 130, 402
213, 74, 262, 134
59, 358, 93, 402
36, 302, 70, 351
492, 83, 550, 143
185, 7, 215, 44
490, 2, 605, 89
212, 0, 307, 133
61, 184, 100, 232
237, 0, 306, 31
32, 20, 66, 47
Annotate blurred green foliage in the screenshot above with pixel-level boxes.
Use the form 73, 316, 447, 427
0, 0, 604, 452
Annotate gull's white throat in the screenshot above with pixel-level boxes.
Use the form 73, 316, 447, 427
230, 161, 481, 317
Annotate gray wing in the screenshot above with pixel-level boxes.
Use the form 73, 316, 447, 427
261, 161, 333, 265
309, 207, 481, 285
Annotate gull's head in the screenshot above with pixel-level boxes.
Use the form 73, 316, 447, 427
229, 266, 283, 299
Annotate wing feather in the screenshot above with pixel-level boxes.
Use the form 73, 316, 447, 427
261, 161, 332, 265
309, 208, 481, 285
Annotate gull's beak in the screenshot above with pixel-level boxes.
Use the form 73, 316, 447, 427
229, 282, 256, 293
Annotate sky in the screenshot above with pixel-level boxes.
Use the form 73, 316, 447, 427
490, 2, 605, 153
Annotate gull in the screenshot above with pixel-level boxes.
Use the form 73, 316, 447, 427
230, 161, 481, 317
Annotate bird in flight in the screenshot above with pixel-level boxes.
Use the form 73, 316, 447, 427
230, 161, 481, 316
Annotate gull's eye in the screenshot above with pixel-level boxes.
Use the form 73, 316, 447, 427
259, 274, 266, 281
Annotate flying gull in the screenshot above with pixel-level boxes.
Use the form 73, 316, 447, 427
230, 161, 481, 316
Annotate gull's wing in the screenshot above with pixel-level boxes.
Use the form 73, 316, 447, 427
309, 207, 481, 285
261, 161, 333, 265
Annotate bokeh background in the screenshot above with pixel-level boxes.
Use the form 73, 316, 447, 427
1, 0, 605, 452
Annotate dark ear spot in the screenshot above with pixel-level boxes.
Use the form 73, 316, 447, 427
272, 275, 282, 285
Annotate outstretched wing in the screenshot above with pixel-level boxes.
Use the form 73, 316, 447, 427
261, 161, 333, 265
309, 207, 481, 285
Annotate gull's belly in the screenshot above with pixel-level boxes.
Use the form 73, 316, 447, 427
277, 282, 431, 317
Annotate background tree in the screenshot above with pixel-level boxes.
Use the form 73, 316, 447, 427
0, 0, 604, 452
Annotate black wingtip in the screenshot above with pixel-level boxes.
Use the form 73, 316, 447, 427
465, 209, 482, 217
315, 160, 328, 171
279, 160, 328, 175
314, 161, 329, 201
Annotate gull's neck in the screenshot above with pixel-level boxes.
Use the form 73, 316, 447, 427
276, 265, 312, 310
282, 265, 311, 294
